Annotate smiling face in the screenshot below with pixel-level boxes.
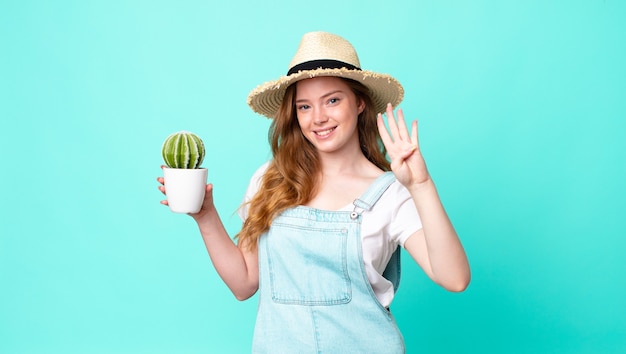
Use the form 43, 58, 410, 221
294, 76, 365, 156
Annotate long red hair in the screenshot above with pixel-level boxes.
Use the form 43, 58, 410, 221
236, 78, 390, 250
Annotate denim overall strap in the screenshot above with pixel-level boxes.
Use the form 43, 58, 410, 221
353, 171, 402, 292
352, 172, 397, 213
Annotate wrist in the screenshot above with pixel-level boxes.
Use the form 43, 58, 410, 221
191, 206, 217, 227
407, 177, 435, 195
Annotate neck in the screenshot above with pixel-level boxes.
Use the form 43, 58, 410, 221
318, 147, 377, 178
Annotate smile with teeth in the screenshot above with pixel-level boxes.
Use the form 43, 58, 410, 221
314, 127, 336, 136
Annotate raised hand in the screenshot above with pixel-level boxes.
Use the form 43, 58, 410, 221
376, 103, 430, 188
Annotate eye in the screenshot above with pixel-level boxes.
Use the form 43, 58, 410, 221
296, 104, 310, 111
327, 97, 340, 105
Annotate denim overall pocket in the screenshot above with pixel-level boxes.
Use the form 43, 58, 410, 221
266, 221, 352, 305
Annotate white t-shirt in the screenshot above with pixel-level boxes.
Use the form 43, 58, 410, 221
238, 162, 423, 307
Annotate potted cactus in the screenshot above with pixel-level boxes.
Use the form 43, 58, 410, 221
161, 131, 207, 214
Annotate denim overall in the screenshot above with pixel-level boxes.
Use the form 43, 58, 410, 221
253, 172, 404, 353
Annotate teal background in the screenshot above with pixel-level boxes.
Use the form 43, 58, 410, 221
1, 0, 624, 353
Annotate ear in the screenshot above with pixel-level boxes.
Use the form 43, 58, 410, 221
357, 99, 365, 115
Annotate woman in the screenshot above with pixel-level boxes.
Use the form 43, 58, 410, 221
158, 31, 470, 353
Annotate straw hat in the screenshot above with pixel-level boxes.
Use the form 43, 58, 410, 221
247, 31, 404, 119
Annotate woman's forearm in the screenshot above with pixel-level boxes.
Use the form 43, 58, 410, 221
408, 179, 471, 291
193, 209, 259, 300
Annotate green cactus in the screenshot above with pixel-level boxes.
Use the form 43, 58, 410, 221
162, 131, 205, 169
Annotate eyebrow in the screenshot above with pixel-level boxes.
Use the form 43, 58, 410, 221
295, 89, 344, 104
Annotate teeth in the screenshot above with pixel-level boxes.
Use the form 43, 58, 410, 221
315, 128, 335, 136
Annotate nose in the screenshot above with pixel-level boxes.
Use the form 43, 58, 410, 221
313, 107, 329, 125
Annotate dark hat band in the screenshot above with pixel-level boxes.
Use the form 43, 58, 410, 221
287, 59, 361, 75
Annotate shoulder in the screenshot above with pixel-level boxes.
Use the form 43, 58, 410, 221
373, 179, 422, 246
250, 161, 270, 184
367, 179, 414, 222
245, 161, 271, 197
380, 179, 413, 205
239, 161, 271, 220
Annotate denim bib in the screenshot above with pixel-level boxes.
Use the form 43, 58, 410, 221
253, 172, 405, 353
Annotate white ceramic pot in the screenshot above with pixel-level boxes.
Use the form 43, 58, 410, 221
163, 167, 208, 214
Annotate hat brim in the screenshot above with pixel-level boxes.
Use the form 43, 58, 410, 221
247, 68, 404, 119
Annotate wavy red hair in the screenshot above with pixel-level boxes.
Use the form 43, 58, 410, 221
236, 78, 390, 250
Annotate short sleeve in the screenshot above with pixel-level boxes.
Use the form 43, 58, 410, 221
387, 182, 422, 247
237, 161, 270, 221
